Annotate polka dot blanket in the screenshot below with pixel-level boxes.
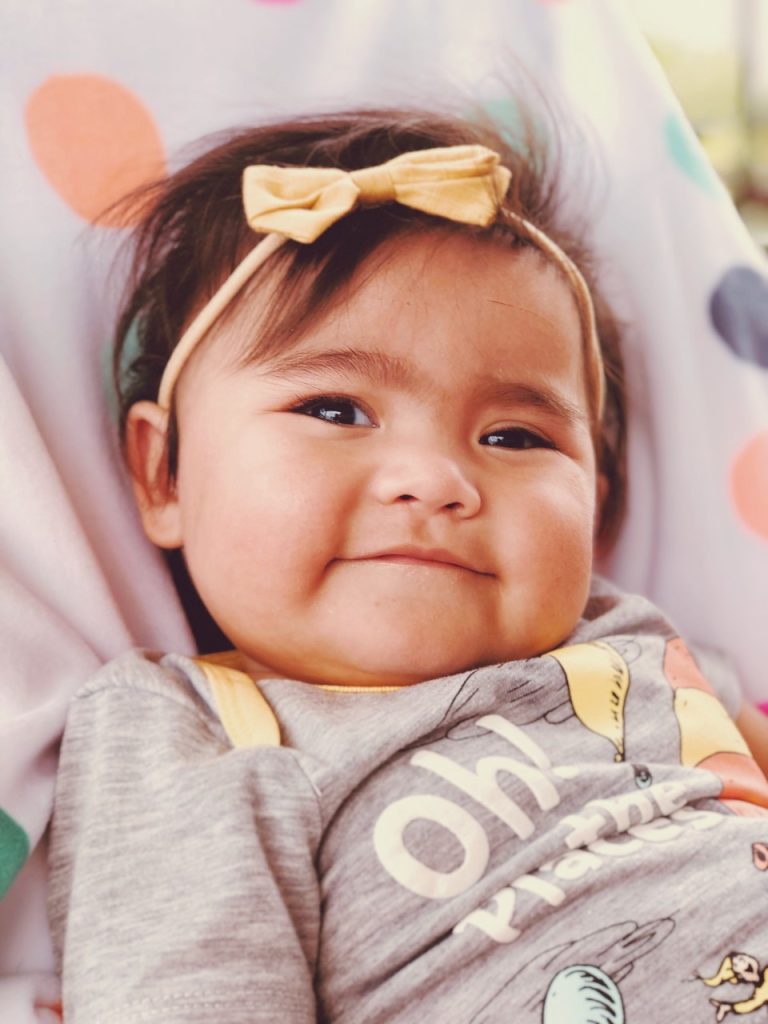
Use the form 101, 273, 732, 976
1, 1, 766, 1019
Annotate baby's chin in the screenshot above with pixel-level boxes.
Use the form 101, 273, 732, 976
237, 631, 572, 689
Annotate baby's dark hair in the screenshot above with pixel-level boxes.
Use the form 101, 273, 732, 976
113, 104, 627, 650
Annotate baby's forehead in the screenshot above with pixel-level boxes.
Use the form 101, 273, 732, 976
196, 227, 599, 430
293, 232, 579, 347
243, 229, 581, 348
208, 238, 586, 422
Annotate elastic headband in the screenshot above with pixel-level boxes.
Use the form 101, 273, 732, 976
157, 144, 605, 417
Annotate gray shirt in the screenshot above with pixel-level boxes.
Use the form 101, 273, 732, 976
48, 580, 768, 1022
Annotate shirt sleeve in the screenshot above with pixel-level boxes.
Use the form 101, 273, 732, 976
47, 661, 322, 1024
689, 642, 744, 718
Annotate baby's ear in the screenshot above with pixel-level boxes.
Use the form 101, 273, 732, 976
124, 401, 183, 549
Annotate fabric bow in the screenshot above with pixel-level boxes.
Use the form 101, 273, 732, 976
241, 145, 512, 244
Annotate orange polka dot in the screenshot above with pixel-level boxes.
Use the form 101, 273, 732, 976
730, 430, 768, 541
25, 74, 166, 228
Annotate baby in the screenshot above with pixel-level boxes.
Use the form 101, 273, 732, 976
49, 107, 768, 1023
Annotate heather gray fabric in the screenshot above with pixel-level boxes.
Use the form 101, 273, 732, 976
688, 642, 742, 718
48, 579, 768, 1023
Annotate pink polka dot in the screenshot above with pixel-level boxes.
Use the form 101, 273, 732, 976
25, 74, 166, 228
730, 430, 768, 540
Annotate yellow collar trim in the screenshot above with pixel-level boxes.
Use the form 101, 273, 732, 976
195, 653, 401, 747
194, 657, 281, 749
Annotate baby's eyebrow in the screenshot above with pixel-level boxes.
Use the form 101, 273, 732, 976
261, 347, 424, 391
479, 381, 588, 426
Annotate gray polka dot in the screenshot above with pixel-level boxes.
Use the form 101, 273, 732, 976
710, 266, 768, 368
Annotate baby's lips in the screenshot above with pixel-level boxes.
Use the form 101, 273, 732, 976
348, 544, 493, 575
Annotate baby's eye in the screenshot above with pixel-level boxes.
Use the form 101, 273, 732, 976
292, 395, 374, 427
480, 427, 555, 450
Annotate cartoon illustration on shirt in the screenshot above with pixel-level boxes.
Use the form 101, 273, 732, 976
467, 917, 674, 1022
664, 638, 768, 816
435, 663, 574, 737
752, 843, 768, 871
700, 953, 768, 1020
542, 964, 625, 1023
547, 635, 768, 815
547, 642, 631, 762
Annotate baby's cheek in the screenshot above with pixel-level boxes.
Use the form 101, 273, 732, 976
510, 481, 594, 604
541, 505, 595, 595
503, 472, 594, 550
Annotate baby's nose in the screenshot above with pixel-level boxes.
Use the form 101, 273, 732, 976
372, 448, 481, 517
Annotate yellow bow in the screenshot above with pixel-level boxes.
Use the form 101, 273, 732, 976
241, 145, 512, 243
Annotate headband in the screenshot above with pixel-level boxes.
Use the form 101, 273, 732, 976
157, 144, 605, 417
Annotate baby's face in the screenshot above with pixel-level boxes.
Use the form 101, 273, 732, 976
142, 232, 599, 686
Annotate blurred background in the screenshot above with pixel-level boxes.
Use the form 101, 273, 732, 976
621, 0, 768, 248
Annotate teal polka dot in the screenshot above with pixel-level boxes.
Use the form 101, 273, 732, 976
103, 313, 142, 421
478, 97, 527, 148
0, 808, 30, 898
466, 96, 547, 156
664, 112, 720, 193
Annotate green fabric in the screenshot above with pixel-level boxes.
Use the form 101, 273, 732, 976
0, 808, 29, 898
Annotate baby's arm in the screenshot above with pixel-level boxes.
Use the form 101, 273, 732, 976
48, 659, 321, 1024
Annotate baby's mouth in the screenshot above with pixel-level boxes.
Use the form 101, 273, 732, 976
346, 546, 494, 576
